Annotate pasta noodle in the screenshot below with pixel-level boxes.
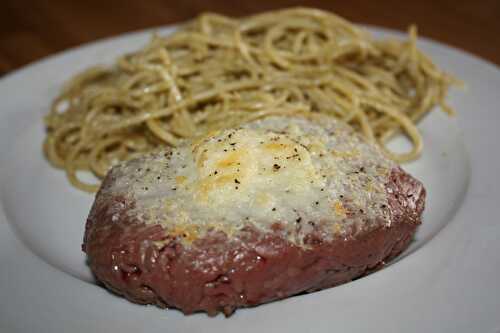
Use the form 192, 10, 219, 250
43, 7, 458, 192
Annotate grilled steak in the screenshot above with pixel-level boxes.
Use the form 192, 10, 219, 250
83, 115, 425, 316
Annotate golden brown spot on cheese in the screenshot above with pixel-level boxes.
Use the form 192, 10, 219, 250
332, 223, 342, 234
216, 151, 243, 169
196, 151, 209, 169
333, 201, 346, 217
170, 225, 199, 243
195, 174, 238, 201
176, 175, 187, 185
264, 142, 289, 151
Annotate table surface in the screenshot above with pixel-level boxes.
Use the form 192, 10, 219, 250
1, 0, 499, 77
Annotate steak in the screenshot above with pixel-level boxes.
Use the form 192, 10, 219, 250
83, 115, 425, 316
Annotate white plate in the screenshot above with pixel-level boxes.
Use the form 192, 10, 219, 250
0, 25, 499, 333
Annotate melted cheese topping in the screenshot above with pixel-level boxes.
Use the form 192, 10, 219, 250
192, 128, 322, 209
105, 115, 394, 245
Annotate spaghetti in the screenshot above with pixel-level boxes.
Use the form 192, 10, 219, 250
43, 7, 458, 192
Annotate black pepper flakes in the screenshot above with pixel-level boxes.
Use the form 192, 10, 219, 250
315, 201, 319, 205
234, 179, 240, 184
296, 217, 302, 223
273, 164, 281, 171
272, 207, 276, 211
